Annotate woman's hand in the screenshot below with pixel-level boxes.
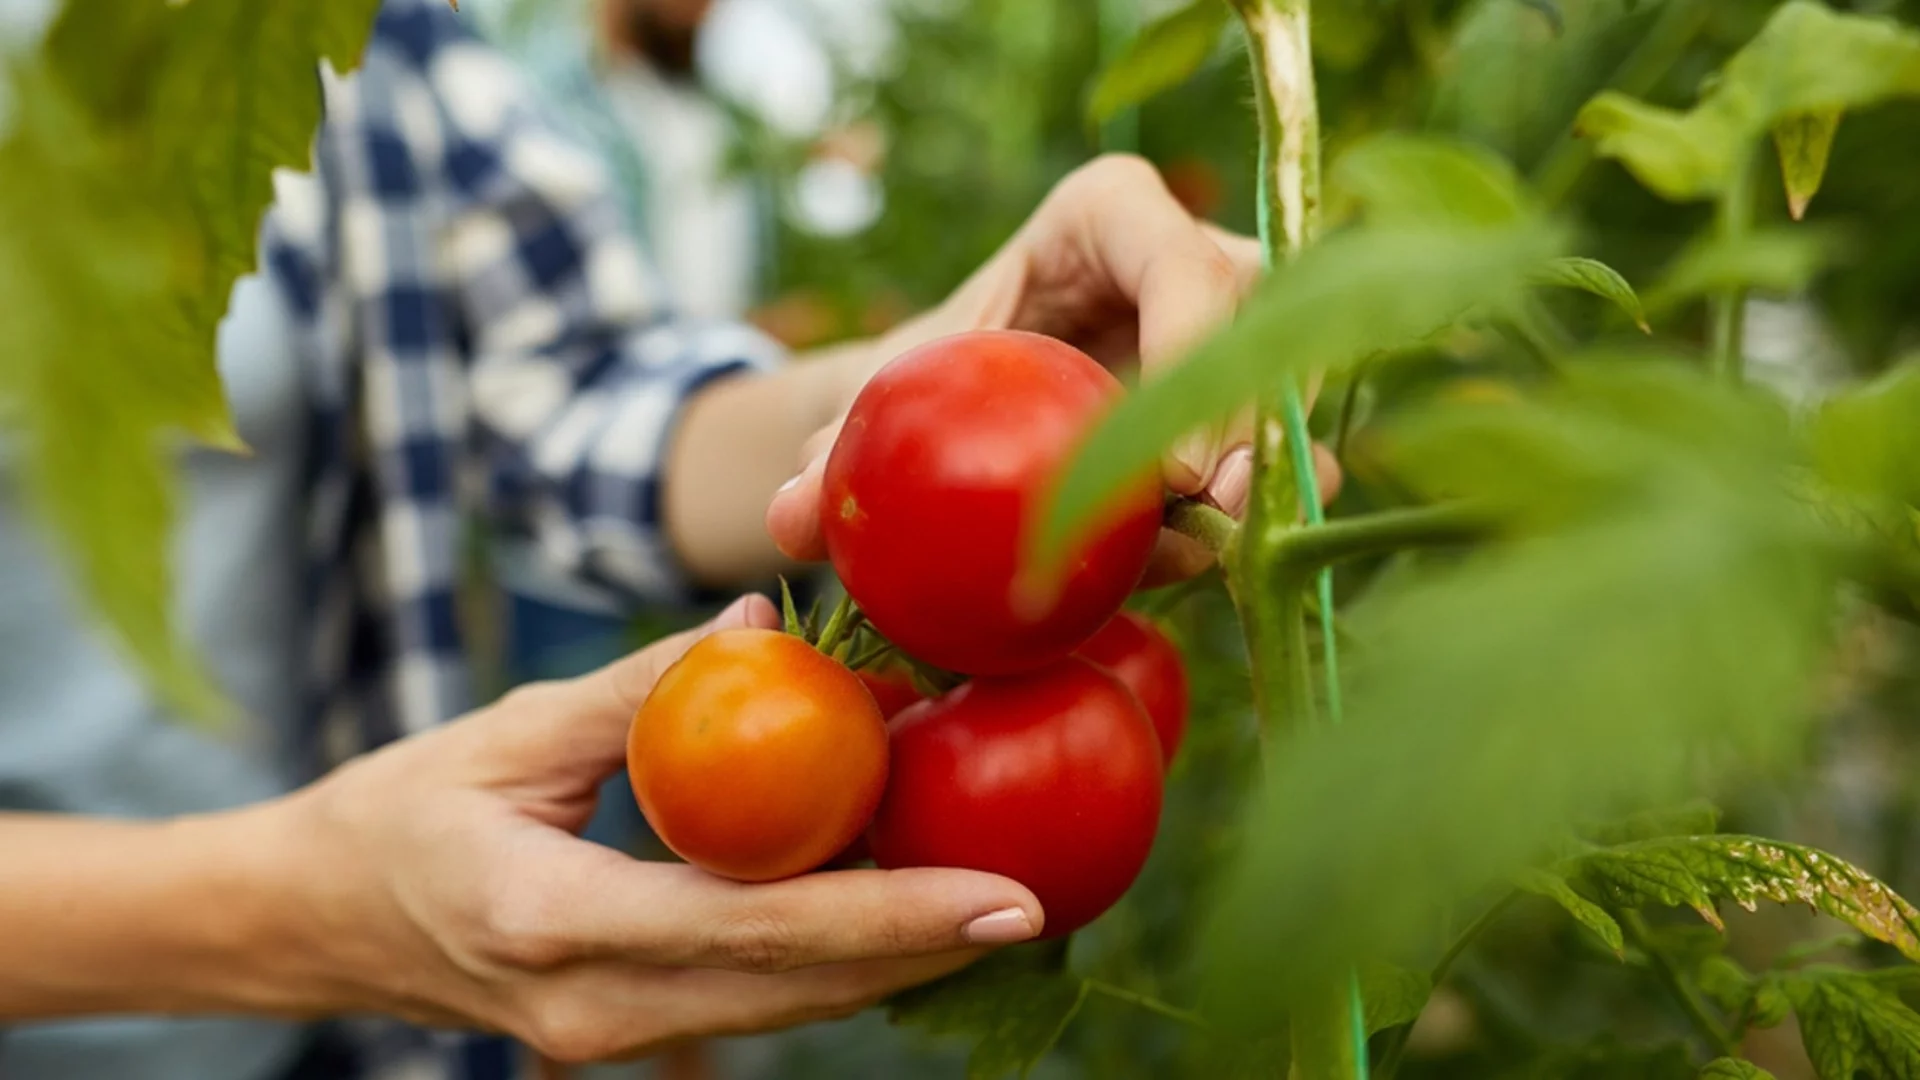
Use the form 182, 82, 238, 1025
275, 594, 1042, 1062
0, 597, 1040, 1064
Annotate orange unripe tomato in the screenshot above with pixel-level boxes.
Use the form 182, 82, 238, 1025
628, 629, 889, 882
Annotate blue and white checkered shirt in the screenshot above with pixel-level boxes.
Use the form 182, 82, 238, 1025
258, 5, 782, 1074
264, 0, 780, 775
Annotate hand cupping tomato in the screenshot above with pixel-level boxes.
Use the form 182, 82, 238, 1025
628, 329, 1191, 937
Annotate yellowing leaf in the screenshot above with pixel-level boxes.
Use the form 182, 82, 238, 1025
1564, 836, 1920, 961
1775, 111, 1842, 220
1577, 2, 1920, 201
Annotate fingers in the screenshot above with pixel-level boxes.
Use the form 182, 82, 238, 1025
766, 451, 830, 562
558, 860, 1043, 973
1048, 157, 1244, 492
520, 951, 978, 1064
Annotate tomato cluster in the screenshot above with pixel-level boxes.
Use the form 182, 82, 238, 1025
628, 330, 1191, 938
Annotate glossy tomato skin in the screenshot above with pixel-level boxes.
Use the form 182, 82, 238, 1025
868, 657, 1164, 937
822, 331, 1163, 676
857, 667, 926, 720
628, 629, 888, 882
1076, 612, 1190, 763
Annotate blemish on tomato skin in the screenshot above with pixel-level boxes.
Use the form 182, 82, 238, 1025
840, 495, 862, 522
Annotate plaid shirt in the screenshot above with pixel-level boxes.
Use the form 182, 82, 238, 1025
259, 3, 782, 1074
264, 0, 780, 772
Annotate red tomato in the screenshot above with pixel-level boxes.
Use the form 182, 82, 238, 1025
868, 657, 1164, 937
821, 330, 1163, 675
857, 667, 926, 720
628, 629, 888, 882
1076, 612, 1190, 763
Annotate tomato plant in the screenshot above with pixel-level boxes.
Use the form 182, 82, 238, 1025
868, 656, 1165, 938
626, 628, 888, 882
821, 329, 1163, 676
1077, 611, 1190, 762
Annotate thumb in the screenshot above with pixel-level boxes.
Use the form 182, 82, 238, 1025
499, 594, 779, 767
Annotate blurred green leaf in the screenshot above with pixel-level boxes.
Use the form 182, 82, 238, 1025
1086, 0, 1229, 126
1578, 2, 1920, 201
1700, 1059, 1776, 1080
1785, 966, 1920, 1080
1564, 836, 1920, 961
1357, 961, 1431, 1033
1530, 256, 1650, 332
0, 0, 382, 720
1775, 111, 1841, 221
1199, 367, 1837, 1025
1329, 133, 1530, 227
1808, 360, 1920, 507
1517, 869, 1626, 957
889, 945, 1087, 1080
1579, 799, 1722, 845
1039, 221, 1563, 566
1648, 228, 1846, 312
1499, 1040, 1699, 1080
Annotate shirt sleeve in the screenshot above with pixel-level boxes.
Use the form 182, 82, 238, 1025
412, 4, 785, 604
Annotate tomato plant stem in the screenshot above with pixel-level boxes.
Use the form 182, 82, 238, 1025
1621, 909, 1740, 1057
1374, 891, 1523, 1078
1166, 498, 1241, 561
1234, 2, 1368, 1077
1276, 503, 1491, 576
1083, 979, 1214, 1031
1710, 149, 1758, 383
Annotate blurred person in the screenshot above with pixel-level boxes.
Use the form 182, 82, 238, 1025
0, 0, 1316, 1077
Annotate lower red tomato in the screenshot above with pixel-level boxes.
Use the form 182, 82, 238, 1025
628, 629, 888, 882
1076, 612, 1190, 763
868, 658, 1163, 937
857, 667, 926, 720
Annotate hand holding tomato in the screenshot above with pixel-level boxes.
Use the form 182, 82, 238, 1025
275, 596, 1041, 1064
767, 153, 1342, 584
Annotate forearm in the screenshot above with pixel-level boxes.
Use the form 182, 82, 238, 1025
662, 341, 873, 586
0, 807, 339, 1021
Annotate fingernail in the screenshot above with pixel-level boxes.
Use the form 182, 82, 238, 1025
713, 595, 756, 628
775, 473, 804, 495
1171, 433, 1216, 491
963, 907, 1036, 945
1207, 446, 1254, 519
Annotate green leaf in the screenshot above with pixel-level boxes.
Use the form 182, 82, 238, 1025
1775, 111, 1841, 220
1500, 1040, 1699, 1080
1038, 221, 1563, 566
1516, 869, 1626, 957
1808, 361, 1920, 507
1530, 256, 1651, 333
1700, 1059, 1777, 1080
1579, 799, 1723, 845
1562, 836, 1920, 961
1199, 366, 1838, 1026
1577, 2, 1920, 201
1329, 134, 1530, 228
1357, 961, 1432, 1033
889, 946, 1088, 1080
1785, 966, 1920, 1080
1086, 0, 1229, 125
0, 0, 384, 720
1649, 228, 1846, 311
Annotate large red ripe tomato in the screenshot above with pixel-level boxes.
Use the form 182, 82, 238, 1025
1076, 612, 1190, 763
867, 657, 1164, 937
822, 330, 1163, 675
628, 629, 888, 882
